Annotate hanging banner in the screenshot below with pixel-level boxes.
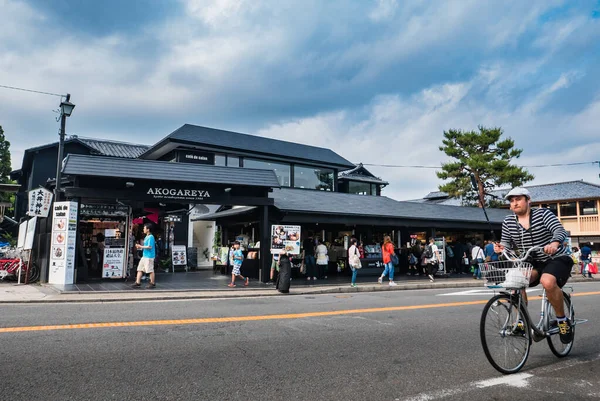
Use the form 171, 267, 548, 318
27, 187, 53, 218
48, 201, 78, 285
172, 245, 187, 266
103, 248, 125, 278
270, 225, 301, 255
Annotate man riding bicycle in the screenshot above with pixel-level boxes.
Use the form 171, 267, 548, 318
494, 187, 574, 344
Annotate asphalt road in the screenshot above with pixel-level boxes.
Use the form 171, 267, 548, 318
1, 282, 599, 401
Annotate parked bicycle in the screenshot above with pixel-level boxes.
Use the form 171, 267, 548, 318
0, 247, 40, 283
479, 246, 586, 374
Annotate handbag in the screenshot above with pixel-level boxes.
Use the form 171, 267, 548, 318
350, 247, 362, 269
391, 253, 399, 266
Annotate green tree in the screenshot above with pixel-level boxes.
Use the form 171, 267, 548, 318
0, 125, 15, 211
437, 126, 534, 207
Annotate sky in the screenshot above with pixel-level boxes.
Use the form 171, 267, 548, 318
1, 0, 599, 201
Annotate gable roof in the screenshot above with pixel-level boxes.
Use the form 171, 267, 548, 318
270, 188, 507, 224
140, 124, 356, 170
338, 163, 389, 185
62, 154, 281, 188
416, 180, 600, 205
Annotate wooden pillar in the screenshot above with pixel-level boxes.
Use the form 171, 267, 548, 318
259, 205, 270, 283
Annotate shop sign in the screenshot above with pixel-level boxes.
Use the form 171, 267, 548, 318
80, 204, 129, 217
270, 225, 301, 255
176, 150, 215, 165
166, 215, 182, 223
48, 201, 78, 285
172, 245, 187, 266
27, 187, 53, 218
362, 259, 384, 269
146, 187, 211, 202
103, 248, 125, 278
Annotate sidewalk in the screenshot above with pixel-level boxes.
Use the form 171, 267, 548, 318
0, 274, 595, 303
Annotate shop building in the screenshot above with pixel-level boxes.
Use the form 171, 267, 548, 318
418, 180, 600, 262
11, 124, 508, 285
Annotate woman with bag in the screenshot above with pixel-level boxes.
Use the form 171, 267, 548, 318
348, 237, 361, 287
315, 239, 329, 279
471, 241, 485, 280
378, 235, 397, 286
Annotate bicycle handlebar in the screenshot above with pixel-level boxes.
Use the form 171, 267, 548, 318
501, 245, 555, 262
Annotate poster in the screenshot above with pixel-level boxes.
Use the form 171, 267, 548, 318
103, 248, 125, 278
270, 225, 301, 255
172, 245, 187, 266
27, 187, 53, 218
48, 201, 78, 285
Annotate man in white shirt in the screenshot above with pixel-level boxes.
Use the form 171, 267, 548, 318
425, 237, 440, 282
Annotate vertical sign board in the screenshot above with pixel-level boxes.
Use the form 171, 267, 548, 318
24, 216, 37, 250
103, 248, 125, 278
48, 201, 79, 285
172, 245, 187, 266
17, 220, 28, 249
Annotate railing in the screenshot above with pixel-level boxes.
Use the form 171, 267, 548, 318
559, 215, 600, 235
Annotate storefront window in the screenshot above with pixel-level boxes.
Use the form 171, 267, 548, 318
243, 158, 291, 186
294, 165, 334, 191
227, 156, 240, 167
579, 200, 598, 215
540, 203, 558, 216
559, 202, 577, 217
349, 181, 372, 195
215, 154, 226, 166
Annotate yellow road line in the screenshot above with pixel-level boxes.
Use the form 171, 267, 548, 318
2, 291, 599, 333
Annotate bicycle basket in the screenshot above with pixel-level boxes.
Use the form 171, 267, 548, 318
478, 260, 533, 289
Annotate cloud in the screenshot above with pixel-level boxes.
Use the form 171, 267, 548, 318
1, 0, 599, 203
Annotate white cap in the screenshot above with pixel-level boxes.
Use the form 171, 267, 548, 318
504, 187, 531, 200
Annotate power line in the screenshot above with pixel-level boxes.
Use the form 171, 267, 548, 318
360, 161, 600, 169
0, 84, 64, 98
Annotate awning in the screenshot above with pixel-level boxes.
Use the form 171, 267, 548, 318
191, 206, 257, 221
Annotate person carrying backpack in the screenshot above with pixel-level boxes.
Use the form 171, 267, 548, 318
423, 238, 440, 282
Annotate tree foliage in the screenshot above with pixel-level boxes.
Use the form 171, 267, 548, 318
437, 126, 534, 207
0, 125, 15, 211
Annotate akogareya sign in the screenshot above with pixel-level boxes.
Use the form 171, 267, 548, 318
147, 187, 211, 201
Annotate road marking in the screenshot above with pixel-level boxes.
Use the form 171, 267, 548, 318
1, 291, 599, 333
438, 289, 542, 296
0, 299, 490, 333
474, 373, 532, 388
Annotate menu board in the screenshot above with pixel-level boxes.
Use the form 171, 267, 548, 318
48, 201, 78, 285
172, 245, 187, 266
103, 248, 125, 278
270, 225, 301, 255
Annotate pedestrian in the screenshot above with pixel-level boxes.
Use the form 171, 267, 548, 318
228, 241, 249, 287
132, 223, 156, 289
571, 246, 580, 274
315, 239, 329, 279
276, 249, 292, 293
407, 241, 421, 276
268, 251, 280, 285
580, 243, 592, 278
348, 237, 361, 287
378, 235, 397, 286
471, 241, 485, 280
424, 237, 440, 282
484, 239, 499, 262
303, 232, 317, 281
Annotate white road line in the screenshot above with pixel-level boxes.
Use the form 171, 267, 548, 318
437, 288, 542, 296
473, 373, 533, 388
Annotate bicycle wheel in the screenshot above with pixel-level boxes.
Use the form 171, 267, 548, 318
547, 292, 574, 357
480, 294, 532, 374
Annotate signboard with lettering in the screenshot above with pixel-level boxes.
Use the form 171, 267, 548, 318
172, 245, 187, 266
103, 247, 125, 278
48, 201, 78, 285
176, 150, 215, 165
27, 187, 53, 218
146, 187, 212, 202
270, 225, 301, 255
80, 204, 129, 217
166, 215, 182, 223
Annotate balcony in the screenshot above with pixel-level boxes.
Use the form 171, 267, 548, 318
560, 215, 600, 236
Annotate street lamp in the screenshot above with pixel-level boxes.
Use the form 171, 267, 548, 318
54, 94, 75, 201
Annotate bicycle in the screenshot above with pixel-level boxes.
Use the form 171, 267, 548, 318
479, 246, 586, 374
0, 247, 40, 283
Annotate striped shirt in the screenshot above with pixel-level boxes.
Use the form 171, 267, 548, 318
500, 208, 568, 262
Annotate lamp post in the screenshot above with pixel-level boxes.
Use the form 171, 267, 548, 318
54, 94, 75, 201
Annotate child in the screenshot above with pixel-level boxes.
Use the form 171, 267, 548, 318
228, 241, 249, 287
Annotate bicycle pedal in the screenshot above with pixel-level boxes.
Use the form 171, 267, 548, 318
532, 331, 546, 342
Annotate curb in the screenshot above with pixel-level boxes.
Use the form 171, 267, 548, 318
0, 276, 595, 304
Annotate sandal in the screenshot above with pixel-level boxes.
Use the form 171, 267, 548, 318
244, 278, 249, 286
227, 283, 236, 288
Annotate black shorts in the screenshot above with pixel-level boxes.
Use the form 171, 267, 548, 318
529, 255, 573, 288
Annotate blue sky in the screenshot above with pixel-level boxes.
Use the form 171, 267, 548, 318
1, 0, 599, 200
